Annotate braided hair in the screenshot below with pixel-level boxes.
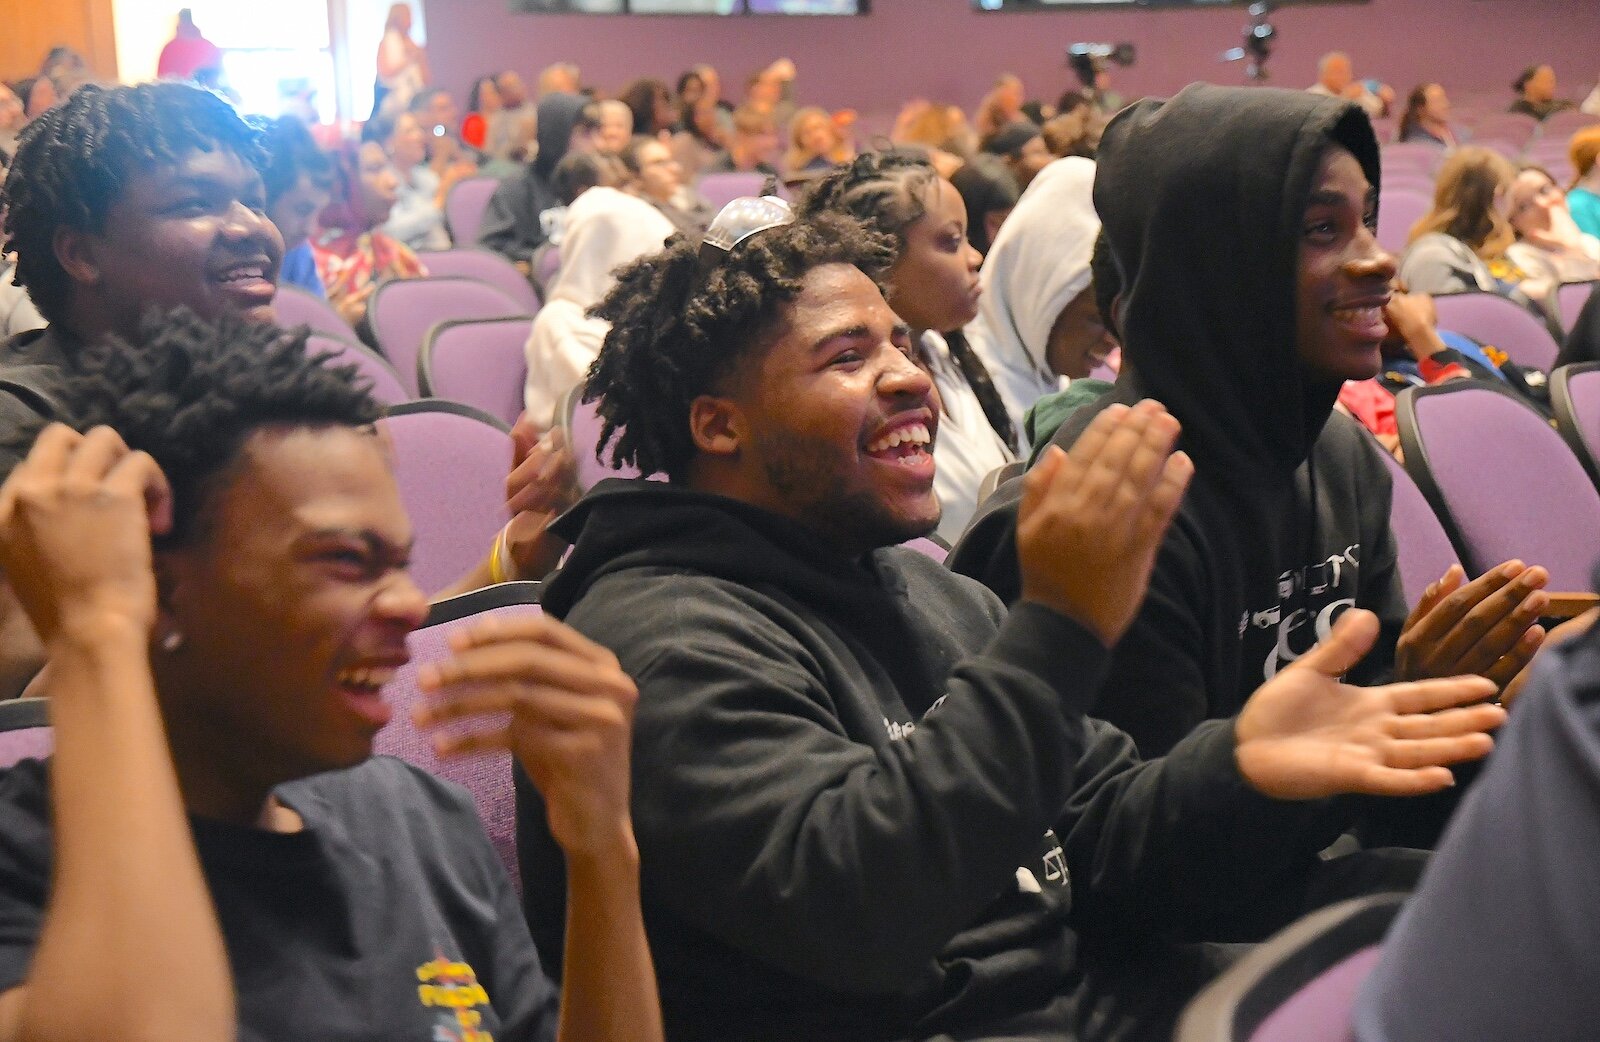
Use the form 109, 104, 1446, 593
584, 212, 895, 483
797, 149, 1020, 452
1, 82, 265, 326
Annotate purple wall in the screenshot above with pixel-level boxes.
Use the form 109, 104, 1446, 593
423, 0, 1600, 119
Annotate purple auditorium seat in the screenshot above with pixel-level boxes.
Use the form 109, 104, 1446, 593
1551, 362, 1600, 489
1377, 445, 1461, 609
304, 332, 410, 406
1175, 893, 1403, 1042
367, 276, 528, 397
414, 248, 542, 315
377, 582, 543, 889
1558, 281, 1596, 335
903, 537, 948, 563
0, 699, 51, 768
697, 172, 768, 212
444, 175, 502, 247
1467, 113, 1538, 147
272, 284, 358, 344
1432, 291, 1561, 372
419, 316, 532, 428
380, 401, 512, 595
1379, 141, 1444, 175
1397, 381, 1600, 590
1376, 188, 1432, 255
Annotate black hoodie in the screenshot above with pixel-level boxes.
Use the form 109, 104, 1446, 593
478, 92, 590, 262
520, 480, 1353, 1042
951, 85, 1409, 759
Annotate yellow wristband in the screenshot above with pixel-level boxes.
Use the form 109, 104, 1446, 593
488, 524, 512, 585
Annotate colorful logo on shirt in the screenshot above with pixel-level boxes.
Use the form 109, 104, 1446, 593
416, 953, 495, 1042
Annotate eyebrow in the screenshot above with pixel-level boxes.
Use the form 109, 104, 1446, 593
301, 527, 416, 559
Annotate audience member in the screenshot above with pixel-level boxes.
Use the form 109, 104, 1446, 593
799, 152, 1016, 543
461, 74, 501, 151
1396, 82, 1457, 147
707, 105, 780, 176
1355, 618, 1600, 1042
782, 106, 851, 179
1070, 58, 1125, 115
619, 134, 713, 239
260, 116, 336, 300
523, 181, 674, 430
1308, 51, 1392, 120
0, 84, 22, 158
967, 157, 1111, 442
1040, 105, 1103, 158
38, 47, 91, 100
491, 69, 540, 163
954, 86, 1547, 770
1568, 126, 1600, 239
1401, 146, 1561, 333
370, 111, 453, 251
948, 153, 1019, 256
1509, 64, 1573, 120
0, 82, 283, 466
156, 8, 223, 83
372, 2, 428, 120
980, 119, 1051, 191
10, 78, 57, 123
975, 73, 1026, 138
620, 78, 675, 139
539, 62, 581, 98
313, 140, 425, 326
1505, 164, 1600, 286
594, 98, 634, 154
743, 58, 797, 128
479, 93, 599, 265
517, 199, 1506, 1042
670, 96, 724, 182
891, 99, 975, 179
0, 309, 665, 1041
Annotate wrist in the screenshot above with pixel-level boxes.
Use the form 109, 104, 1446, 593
562, 823, 641, 875
50, 611, 152, 655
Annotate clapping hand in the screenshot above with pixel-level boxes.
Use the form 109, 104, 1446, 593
1396, 562, 1548, 696
1237, 608, 1502, 799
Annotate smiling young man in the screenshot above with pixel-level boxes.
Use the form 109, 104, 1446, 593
953, 86, 1549, 810
0, 82, 283, 472
514, 203, 1509, 1042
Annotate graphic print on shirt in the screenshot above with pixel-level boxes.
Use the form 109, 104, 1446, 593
1014, 828, 1071, 911
1242, 545, 1360, 681
416, 950, 495, 1042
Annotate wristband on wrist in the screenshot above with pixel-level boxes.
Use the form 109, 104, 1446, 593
488, 523, 514, 584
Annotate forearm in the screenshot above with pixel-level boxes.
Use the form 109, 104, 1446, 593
21, 622, 232, 1042
555, 835, 662, 1042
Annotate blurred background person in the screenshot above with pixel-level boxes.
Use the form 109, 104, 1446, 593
372, 2, 428, 120
1397, 82, 1458, 147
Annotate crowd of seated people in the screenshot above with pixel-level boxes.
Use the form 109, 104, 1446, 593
1, 36, 1600, 1042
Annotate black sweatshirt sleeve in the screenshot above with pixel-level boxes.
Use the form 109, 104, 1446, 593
477, 178, 539, 262
561, 576, 1109, 995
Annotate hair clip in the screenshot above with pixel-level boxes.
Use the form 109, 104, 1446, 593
697, 194, 795, 273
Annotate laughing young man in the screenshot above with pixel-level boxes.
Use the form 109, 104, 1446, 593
515, 204, 1506, 1041
953, 87, 1549, 795
0, 82, 283, 469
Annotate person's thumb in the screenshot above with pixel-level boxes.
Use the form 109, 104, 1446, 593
1292, 608, 1380, 679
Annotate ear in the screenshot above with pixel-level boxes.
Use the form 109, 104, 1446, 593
688, 394, 745, 460
151, 548, 192, 640
52, 226, 103, 290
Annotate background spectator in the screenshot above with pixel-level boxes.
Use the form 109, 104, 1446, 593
1510, 64, 1573, 120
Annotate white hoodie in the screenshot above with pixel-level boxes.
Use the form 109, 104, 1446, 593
523, 187, 676, 429
966, 157, 1101, 448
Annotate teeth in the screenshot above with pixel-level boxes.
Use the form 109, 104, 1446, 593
866, 423, 932, 455
1332, 305, 1382, 322
336, 666, 397, 690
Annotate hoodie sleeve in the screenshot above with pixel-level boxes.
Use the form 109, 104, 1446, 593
557, 573, 1109, 994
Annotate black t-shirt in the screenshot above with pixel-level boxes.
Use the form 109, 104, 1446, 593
0, 755, 559, 1042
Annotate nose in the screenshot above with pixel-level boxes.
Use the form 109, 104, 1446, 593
879, 341, 935, 401
1346, 222, 1397, 282
376, 572, 431, 633
963, 242, 982, 274
223, 199, 280, 245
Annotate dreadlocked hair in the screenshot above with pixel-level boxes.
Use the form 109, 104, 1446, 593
584, 212, 895, 483
1, 82, 265, 326
62, 307, 382, 548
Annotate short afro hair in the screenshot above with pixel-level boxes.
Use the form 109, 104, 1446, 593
1, 82, 265, 327
259, 115, 335, 206
584, 212, 895, 483
59, 307, 382, 547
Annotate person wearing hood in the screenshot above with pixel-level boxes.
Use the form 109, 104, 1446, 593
522, 182, 674, 430
967, 155, 1116, 444
948, 153, 1019, 257
478, 93, 600, 265
512, 199, 1508, 1042
951, 84, 1549, 771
